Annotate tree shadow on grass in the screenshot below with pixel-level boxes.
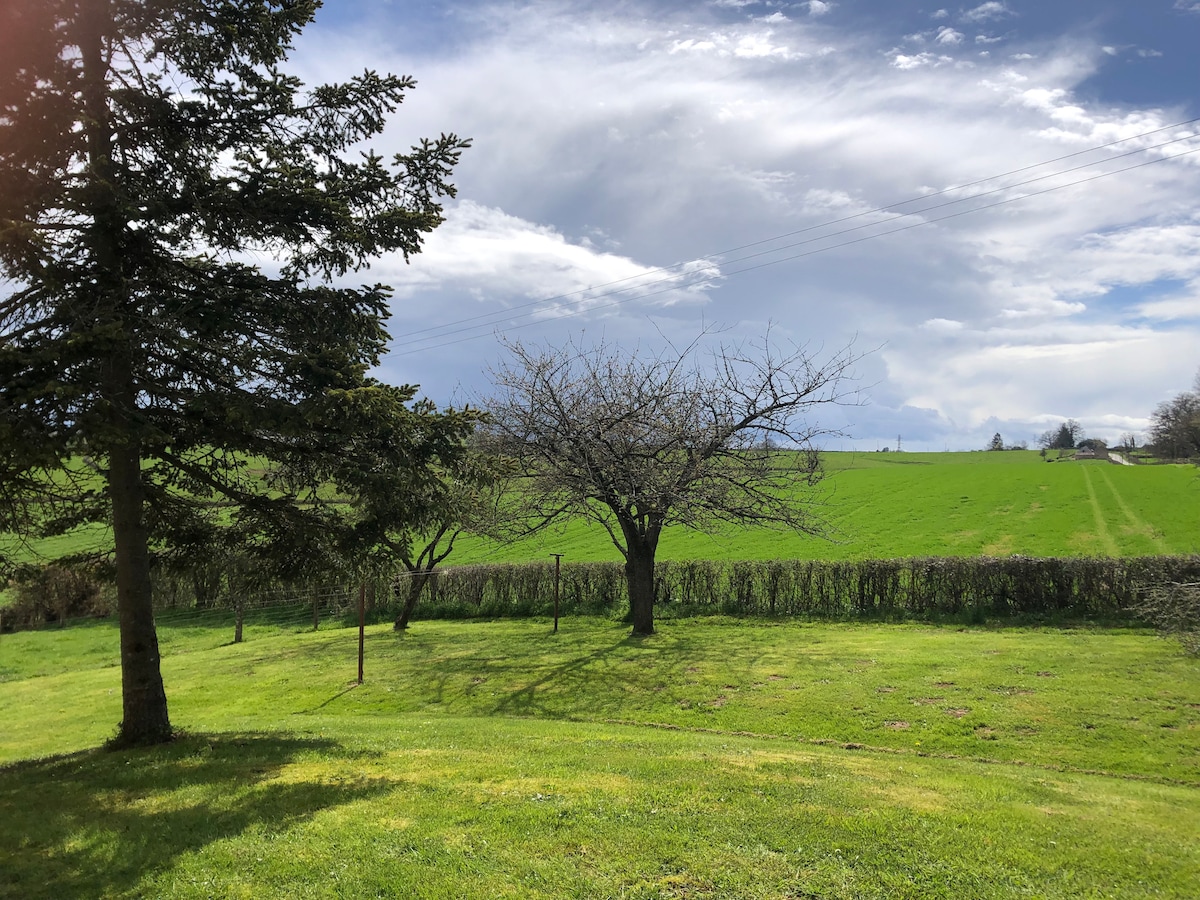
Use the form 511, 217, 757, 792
485, 625, 773, 721
0, 732, 394, 900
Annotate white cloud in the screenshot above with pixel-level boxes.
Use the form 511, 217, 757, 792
671, 38, 718, 53
292, 2, 1200, 447
733, 31, 793, 58
806, 1, 832, 16
932, 9, 949, 19
935, 27, 964, 45
1137, 284, 1200, 321
975, 34, 1003, 44
1137, 48, 1164, 58
961, 2, 1014, 24
921, 317, 965, 332
890, 50, 952, 69
379, 200, 719, 313
756, 12, 790, 24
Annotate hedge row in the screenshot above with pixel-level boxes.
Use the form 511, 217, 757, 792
415, 555, 1200, 621
6, 555, 1199, 632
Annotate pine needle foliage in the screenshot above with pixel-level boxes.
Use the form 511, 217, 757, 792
0, 0, 469, 744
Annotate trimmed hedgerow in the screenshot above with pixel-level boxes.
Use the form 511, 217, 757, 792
415, 555, 1200, 622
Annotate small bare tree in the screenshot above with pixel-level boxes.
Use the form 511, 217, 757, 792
390, 452, 511, 631
485, 332, 862, 635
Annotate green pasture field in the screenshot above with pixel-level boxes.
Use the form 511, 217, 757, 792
453, 451, 1200, 564
4, 452, 1197, 586
2, 616, 1198, 898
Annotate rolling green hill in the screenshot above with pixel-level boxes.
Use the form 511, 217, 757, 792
452, 451, 1200, 564
4, 452, 1197, 586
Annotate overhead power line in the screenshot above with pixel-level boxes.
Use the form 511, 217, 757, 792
384, 116, 1200, 358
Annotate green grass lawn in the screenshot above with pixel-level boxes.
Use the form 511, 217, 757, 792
2, 616, 1198, 898
451, 451, 1200, 564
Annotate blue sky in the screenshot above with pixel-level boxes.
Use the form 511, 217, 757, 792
294, 0, 1200, 450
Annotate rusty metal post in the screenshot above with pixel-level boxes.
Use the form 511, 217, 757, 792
357, 582, 366, 684
551, 553, 563, 633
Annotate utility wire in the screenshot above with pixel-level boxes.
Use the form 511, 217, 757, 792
390, 141, 1200, 355
384, 116, 1200, 356
391, 132, 1199, 352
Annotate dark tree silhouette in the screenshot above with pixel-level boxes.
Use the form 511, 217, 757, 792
0, 0, 468, 745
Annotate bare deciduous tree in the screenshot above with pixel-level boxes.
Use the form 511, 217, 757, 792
485, 332, 862, 635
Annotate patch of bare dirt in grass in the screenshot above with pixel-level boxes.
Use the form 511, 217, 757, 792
875, 685, 896, 693
884, 721, 910, 730
974, 725, 998, 740
944, 708, 971, 718
933, 681, 956, 687
1037, 671, 1057, 678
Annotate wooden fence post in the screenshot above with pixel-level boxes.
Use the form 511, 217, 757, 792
312, 593, 319, 631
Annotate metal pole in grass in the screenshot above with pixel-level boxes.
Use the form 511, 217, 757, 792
357, 582, 366, 684
551, 553, 564, 633
312, 593, 319, 631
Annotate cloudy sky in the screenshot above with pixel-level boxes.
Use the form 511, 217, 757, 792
294, 0, 1199, 451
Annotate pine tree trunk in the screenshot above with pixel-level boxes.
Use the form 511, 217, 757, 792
80, 3, 172, 748
110, 441, 172, 746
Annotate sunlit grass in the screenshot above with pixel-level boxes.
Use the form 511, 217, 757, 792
2, 616, 1198, 898
453, 451, 1200, 563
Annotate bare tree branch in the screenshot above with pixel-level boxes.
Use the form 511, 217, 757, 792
484, 330, 865, 634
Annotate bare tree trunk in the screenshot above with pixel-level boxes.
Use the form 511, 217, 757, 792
625, 541, 656, 636
394, 572, 431, 631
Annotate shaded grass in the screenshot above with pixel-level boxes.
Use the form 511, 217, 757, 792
2, 617, 1198, 898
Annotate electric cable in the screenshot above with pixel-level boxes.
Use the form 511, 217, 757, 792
387, 136, 1200, 355
391, 115, 1200, 346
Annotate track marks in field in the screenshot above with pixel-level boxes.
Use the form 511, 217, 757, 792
1080, 466, 1120, 556
1094, 467, 1171, 553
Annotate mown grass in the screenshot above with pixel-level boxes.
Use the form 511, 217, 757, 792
452, 451, 1200, 563
2, 616, 1198, 898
